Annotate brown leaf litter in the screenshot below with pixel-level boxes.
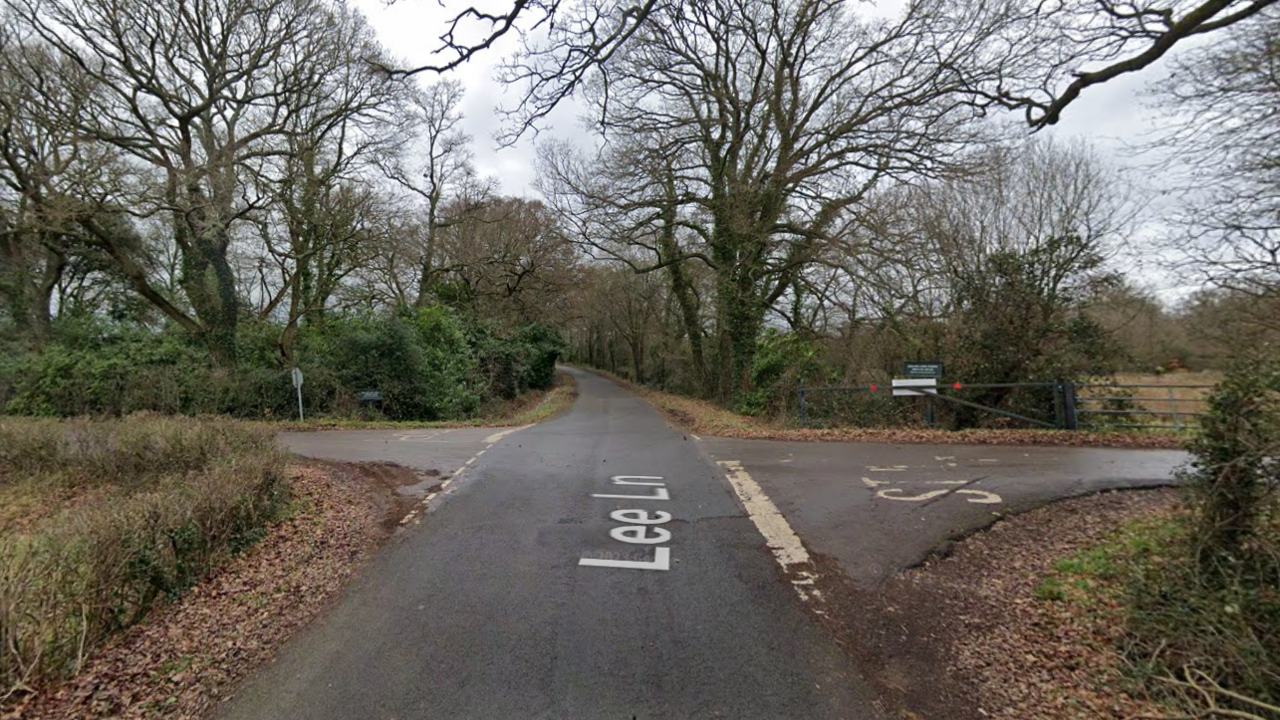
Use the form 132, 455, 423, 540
5, 461, 403, 720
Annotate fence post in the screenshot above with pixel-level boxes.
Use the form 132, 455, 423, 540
798, 381, 807, 428
1063, 381, 1079, 430
1168, 386, 1182, 431
1054, 382, 1066, 429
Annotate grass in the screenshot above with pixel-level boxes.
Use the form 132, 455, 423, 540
1037, 503, 1280, 719
0, 416, 286, 705
270, 371, 578, 431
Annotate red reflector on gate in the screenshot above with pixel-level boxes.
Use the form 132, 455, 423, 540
953, 382, 963, 390
870, 384, 878, 392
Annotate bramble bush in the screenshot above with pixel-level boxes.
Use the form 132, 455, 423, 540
1121, 354, 1280, 716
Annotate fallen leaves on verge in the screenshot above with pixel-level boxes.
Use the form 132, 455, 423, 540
901, 490, 1178, 720
5, 463, 383, 720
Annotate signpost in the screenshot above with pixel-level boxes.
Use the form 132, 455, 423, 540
894, 375, 939, 428
891, 378, 938, 396
291, 367, 304, 421
903, 361, 944, 379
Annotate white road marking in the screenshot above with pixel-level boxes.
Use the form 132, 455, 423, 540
579, 547, 671, 571
717, 460, 810, 568
876, 487, 1003, 504
395, 429, 454, 442
611, 475, 666, 486
591, 487, 670, 500
934, 455, 956, 461
861, 477, 890, 488
868, 465, 908, 472
400, 428, 524, 526
610, 525, 672, 544
957, 489, 1002, 504
877, 488, 950, 502
485, 425, 532, 444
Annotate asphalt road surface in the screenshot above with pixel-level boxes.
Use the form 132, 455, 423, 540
219, 367, 878, 720
698, 438, 1186, 586
220, 368, 1186, 719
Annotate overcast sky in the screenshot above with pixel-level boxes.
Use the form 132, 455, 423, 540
352, 0, 1191, 297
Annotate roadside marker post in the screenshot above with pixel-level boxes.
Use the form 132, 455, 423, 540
291, 367, 304, 421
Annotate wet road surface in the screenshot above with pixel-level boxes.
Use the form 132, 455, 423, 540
697, 438, 1186, 586
221, 368, 1186, 718
219, 368, 878, 720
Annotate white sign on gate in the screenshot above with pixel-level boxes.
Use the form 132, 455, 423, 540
891, 377, 938, 397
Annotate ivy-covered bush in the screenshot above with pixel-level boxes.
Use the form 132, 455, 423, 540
0, 308, 565, 421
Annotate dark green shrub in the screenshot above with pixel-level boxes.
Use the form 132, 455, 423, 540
465, 320, 565, 401
735, 330, 831, 419
302, 307, 478, 420
515, 322, 566, 391
1, 310, 563, 421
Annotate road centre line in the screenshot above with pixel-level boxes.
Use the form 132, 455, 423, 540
399, 424, 533, 526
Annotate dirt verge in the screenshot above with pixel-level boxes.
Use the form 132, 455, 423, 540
809, 489, 1178, 720
3, 461, 413, 720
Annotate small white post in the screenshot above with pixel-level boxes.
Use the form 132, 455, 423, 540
291, 367, 304, 421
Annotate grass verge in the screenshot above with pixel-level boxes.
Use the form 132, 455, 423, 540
0, 416, 286, 708
7, 461, 390, 720
270, 370, 578, 431
1042, 501, 1280, 718
582, 367, 1184, 449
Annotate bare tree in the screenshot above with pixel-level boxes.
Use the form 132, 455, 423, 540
1152, 9, 1280, 315
539, 0, 1016, 399
435, 197, 580, 326
250, 5, 406, 360
381, 79, 494, 306
990, 0, 1278, 129
7, 0, 386, 363
375, 0, 1273, 139
0, 29, 136, 347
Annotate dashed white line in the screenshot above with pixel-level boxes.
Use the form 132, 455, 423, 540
399, 424, 534, 526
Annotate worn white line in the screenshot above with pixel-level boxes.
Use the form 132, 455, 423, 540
485, 425, 532, 444
717, 460, 810, 567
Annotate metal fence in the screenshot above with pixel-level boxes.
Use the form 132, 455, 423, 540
1075, 383, 1214, 431
797, 380, 1215, 431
